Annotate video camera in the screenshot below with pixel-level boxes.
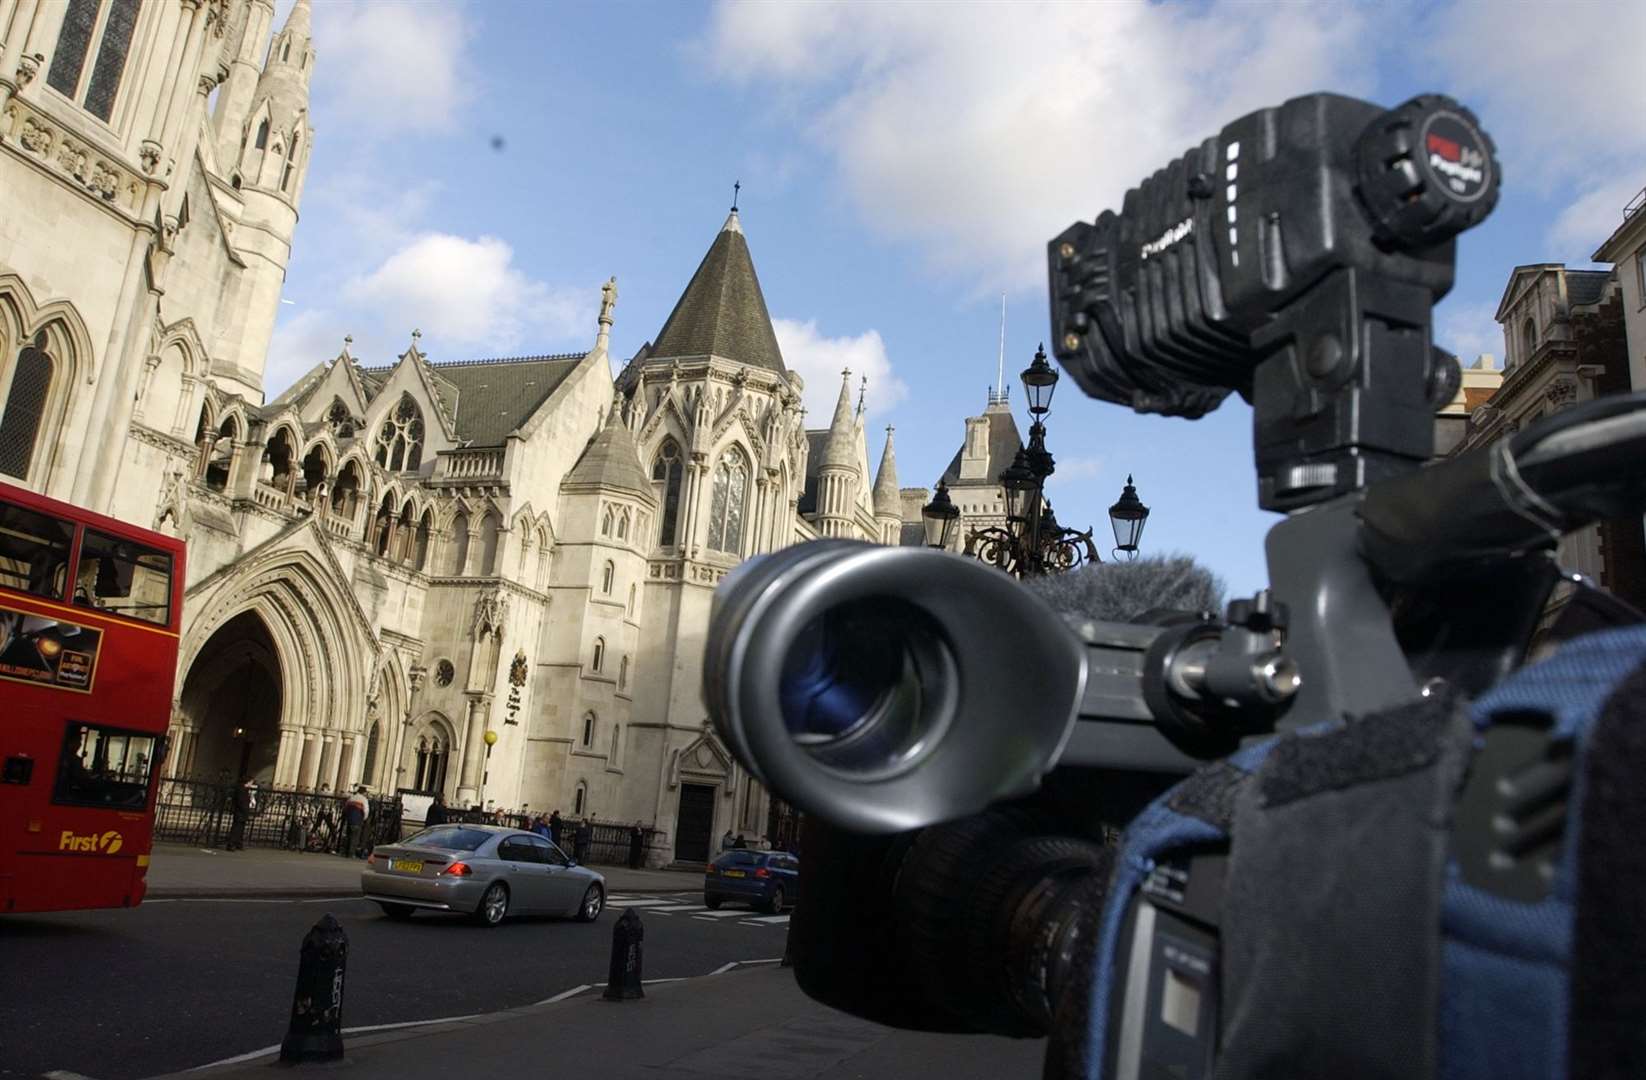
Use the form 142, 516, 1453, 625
703, 92, 1646, 1076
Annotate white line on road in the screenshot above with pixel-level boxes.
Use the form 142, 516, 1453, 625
744, 915, 790, 924
605, 898, 677, 908
709, 961, 739, 975
534, 983, 592, 1005
690, 909, 753, 918
44, 1071, 102, 1080
740, 958, 784, 965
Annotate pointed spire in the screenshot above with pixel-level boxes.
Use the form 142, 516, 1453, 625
821, 368, 857, 468
563, 390, 652, 499
856, 374, 868, 418
873, 426, 900, 516
648, 210, 781, 371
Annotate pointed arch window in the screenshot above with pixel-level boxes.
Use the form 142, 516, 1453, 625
582, 712, 596, 748
627, 583, 636, 616
617, 510, 629, 540
618, 655, 629, 691
610, 724, 622, 766
601, 560, 614, 595
283, 130, 299, 192
651, 439, 683, 547
706, 447, 750, 555
414, 510, 433, 571
601, 507, 614, 536
0, 338, 55, 481
48, 0, 140, 123
361, 722, 381, 788
375, 394, 425, 472
592, 637, 606, 673
326, 399, 354, 439
255, 118, 270, 150
574, 780, 587, 815
1522, 318, 1537, 363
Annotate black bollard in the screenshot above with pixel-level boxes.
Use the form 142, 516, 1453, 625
780, 924, 794, 968
280, 913, 348, 1062
603, 909, 645, 1001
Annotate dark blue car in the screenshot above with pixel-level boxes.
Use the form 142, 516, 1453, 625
704, 850, 799, 913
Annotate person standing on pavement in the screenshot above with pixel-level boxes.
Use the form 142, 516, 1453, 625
226, 777, 257, 851
341, 786, 370, 858
574, 818, 593, 863
549, 810, 563, 847
627, 822, 646, 869
425, 793, 448, 827
721, 828, 735, 852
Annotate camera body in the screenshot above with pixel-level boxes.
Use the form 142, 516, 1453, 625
1049, 92, 1494, 511
697, 91, 1646, 1079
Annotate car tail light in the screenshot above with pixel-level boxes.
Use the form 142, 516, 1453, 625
366, 852, 379, 866
754, 867, 771, 879
442, 861, 472, 876
706, 865, 717, 876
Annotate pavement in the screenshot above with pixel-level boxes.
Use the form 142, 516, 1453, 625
146, 843, 701, 898
144, 962, 1046, 1080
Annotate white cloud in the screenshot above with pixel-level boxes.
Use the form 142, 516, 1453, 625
266, 308, 348, 398
1435, 298, 1504, 368
1548, 177, 1643, 265
772, 317, 908, 423
1419, 1, 1646, 194
344, 233, 592, 354
703, 2, 1377, 294
302, 0, 476, 136
1044, 454, 1105, 490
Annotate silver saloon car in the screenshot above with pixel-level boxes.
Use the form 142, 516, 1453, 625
362, 824, 606, 927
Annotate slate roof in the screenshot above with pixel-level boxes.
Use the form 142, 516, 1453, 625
798, 430, 829, 515
649, 211, 787, 374
357, 354, 583, 447
938, 404, 1025, 488
1566, 269, 1613, 308
563, 404, 653, 500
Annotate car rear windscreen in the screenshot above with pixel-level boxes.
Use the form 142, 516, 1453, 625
407, 826, 492, 851
713, 851, 764, 867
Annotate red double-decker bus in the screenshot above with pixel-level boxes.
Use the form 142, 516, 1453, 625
0, 479, 185, 914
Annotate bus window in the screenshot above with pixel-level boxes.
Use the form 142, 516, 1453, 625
0, 499, 73, 600
74, 530, 173, 626
53, 722, 161, 810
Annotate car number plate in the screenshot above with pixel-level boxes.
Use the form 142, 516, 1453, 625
391, 859, 423, 873
723, 869, 746, 878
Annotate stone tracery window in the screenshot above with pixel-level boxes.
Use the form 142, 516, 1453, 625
47, 0, 139, 123
592, 636, 605, 673
706, 446, 749, 555
374, 394, 425, 472
326, 398, 355, 439
0, 337, 55, 481
651, 439, 683, 546
601, 560, 614, 595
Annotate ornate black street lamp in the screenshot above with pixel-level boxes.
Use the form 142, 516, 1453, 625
1108, 474, 1151, 561
920, 479, 961, 549
943, 345, 1103, 577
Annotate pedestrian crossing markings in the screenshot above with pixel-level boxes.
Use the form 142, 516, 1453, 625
606, 893, 789, 927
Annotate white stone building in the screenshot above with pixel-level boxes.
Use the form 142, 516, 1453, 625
0, 0, 900, 864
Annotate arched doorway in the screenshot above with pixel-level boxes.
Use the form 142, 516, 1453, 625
177, 612, 282, 783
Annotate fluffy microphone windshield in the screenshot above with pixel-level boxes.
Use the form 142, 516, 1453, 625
1021, 554, 1226, 623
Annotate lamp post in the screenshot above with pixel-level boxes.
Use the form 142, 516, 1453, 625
1108, 474, 1151, 561
478, 728, 498, 811
920, 479, 961, 550
949, 345, 1102, 577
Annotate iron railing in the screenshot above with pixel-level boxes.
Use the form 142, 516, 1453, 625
153, 777, 402, 853
438, 809, 662, 866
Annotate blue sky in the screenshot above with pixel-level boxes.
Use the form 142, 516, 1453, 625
265, 0, 1645, 598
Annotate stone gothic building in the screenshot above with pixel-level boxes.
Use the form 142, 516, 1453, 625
0, 0, 900, 864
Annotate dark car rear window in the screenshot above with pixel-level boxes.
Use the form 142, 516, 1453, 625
406, 826, 491, 851
713, 850, 766, 868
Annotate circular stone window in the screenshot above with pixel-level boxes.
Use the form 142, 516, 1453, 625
433, 659, 455, 687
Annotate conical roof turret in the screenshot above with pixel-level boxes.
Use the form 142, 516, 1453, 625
564, 395, 654, 500
821, 369, 858, 468
649, 211, 787, 373
873, 427, 900, 516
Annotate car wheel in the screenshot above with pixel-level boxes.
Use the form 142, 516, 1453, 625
765, 886, 785, 915
473, 882, 509, 927
378, 901, 415, 921
705, 895, 722, 910
576, 883, 604, 922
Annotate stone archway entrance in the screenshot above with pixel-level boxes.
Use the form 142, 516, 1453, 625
176, 612, 282, 783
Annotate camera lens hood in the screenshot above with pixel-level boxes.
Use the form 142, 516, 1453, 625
703, 541, 1087, 833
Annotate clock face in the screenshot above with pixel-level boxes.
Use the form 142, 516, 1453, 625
434, 659, 455, 687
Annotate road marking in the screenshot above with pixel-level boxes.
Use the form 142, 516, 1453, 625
534, 983, 592, 1005
740, 958, 784, 965
709, 961, 739, 975
44, 1071, 102, 1080
650, 909, 673, 915
691, 909, 753, 919
642, 977, 687, 984
605, 898, 677, 908
744, 915, 791, 924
